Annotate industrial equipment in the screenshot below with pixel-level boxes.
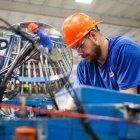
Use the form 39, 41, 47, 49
1, 19, 140, 140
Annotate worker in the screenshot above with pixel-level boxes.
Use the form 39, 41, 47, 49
61, 12, 140, 110
27, 22, 52, 53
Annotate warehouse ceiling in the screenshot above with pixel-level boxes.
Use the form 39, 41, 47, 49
0, 0, 140, 42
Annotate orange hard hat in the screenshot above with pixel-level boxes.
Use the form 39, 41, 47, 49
27, 22, 39, 32
61, 13, 101, 48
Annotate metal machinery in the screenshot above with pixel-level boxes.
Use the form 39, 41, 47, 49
0, 20, 140, 140
0, 86, 140, 139
0, 21, 72, 116
0, 22, 72, 98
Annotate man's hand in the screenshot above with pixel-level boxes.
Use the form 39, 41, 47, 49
120, 86, 137, 94
65, 96, 75, 111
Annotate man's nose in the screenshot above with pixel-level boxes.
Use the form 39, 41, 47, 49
77, 49, 84, 56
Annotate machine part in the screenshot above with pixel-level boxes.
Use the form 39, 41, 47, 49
0, 19, 99, 140
15, 126, 36, 140
0, 21, 73, 100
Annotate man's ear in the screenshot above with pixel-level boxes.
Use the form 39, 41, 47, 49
89, 30, 97, 41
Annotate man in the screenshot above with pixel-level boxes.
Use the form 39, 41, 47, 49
27, 22, 52, 53
61, 12, 140, 110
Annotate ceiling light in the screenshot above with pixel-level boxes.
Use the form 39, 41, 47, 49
75, 0, 93, 4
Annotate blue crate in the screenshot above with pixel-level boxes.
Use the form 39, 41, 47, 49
74, 86, 140, 139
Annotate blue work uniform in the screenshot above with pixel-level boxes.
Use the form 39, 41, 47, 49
36, 27, 52, 53
74, 36, 140, 93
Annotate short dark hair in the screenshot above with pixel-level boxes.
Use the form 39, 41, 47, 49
92, 25, 100, 32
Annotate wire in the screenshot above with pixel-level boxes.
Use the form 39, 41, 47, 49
1, 103, 140, 125
0, 18, 99, 139
36, 46, 99, 139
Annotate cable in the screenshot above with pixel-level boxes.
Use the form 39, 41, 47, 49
34, 45, 99, 139
40, 54, 59, 110
1, 103, 140, 125
0, 18, 99, 139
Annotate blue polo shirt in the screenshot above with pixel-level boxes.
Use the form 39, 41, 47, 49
74, 36, 140, 93
36, 27, 52, 52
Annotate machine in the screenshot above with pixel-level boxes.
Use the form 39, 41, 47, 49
0, 19, 140, 140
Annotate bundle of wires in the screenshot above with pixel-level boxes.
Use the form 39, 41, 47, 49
0, 18, 99, 140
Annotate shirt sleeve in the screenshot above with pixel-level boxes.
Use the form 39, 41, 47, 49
37, 27, 52, 52
73, 60, 87, 88
115, 44, 140, 90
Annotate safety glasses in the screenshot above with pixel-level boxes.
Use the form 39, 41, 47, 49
73, 34, 89, 51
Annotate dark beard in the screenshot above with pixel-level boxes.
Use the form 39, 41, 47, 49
89, 45, 101, 63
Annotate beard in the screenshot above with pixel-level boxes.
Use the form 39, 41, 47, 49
85, 44, 101, 63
